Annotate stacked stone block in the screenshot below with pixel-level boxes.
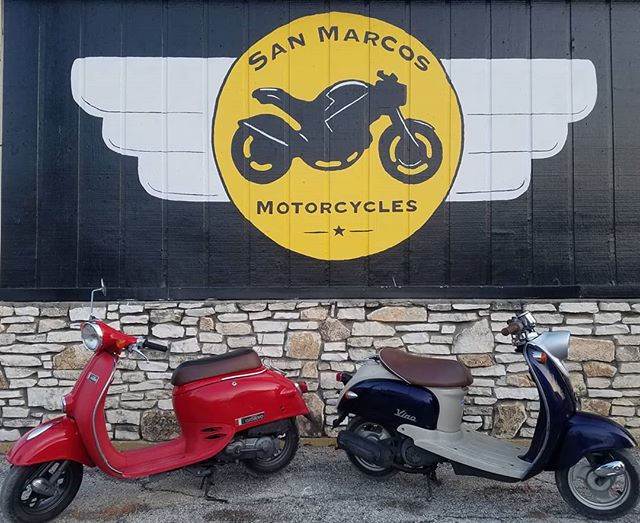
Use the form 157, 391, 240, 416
0, 300, 639, 442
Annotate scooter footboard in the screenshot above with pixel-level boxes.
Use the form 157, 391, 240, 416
547, 412, 636, 471
7, 416, 94, 467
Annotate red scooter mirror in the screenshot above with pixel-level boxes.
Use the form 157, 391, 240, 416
89, 278, 107, 320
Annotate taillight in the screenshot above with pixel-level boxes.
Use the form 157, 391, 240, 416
294, 381, 308, 394
336, 372, 353, 384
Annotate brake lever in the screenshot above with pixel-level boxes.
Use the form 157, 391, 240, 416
128, 344, 150, 363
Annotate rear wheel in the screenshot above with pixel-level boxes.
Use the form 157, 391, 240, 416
244, 419, 299, 475
0, 461, 83, 523
231, 117, 292, 184
555, 449, 639, 519
345, 417, 397, 479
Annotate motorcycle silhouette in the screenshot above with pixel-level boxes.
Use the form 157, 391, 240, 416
231, 71, 443, 185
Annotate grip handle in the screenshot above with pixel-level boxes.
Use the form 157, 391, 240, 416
501, 320, 523, 337
143, 340, 168, 352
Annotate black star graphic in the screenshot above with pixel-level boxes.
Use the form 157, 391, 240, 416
333, 226, 345, 236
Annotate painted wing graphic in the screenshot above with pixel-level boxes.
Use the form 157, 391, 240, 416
443, 59, 597, 201
71, 57, 233, 201
70, 57, 597, 202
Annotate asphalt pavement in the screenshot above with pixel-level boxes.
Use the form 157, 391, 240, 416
1, 446, 639, 523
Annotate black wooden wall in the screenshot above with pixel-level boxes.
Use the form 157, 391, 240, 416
2, 0, 640, 300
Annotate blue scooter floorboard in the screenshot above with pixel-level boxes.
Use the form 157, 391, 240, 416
397, 425, 530, 480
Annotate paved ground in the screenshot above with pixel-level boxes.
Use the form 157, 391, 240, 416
1, 446, 639, 523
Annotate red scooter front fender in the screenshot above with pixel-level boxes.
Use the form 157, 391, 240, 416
7, 416, 94, 468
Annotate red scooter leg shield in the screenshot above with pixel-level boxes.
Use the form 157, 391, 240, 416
7, 417, 94, 468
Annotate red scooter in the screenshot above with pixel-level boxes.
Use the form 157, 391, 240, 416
1, 283, 309, 522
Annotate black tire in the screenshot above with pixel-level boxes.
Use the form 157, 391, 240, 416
345, 417, 397, 479
1, 461, 83, 523
555, 449, 640, 520
231, 116, 292, 184
244, 419, 299, 475
378, 118, 443, 184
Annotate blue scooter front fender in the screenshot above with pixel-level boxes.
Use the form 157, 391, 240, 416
548, 412, 637, 471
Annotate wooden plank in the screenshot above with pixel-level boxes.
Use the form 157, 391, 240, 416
166, 1, 208, 288
571, 1, 615, 285
287, 0, 331, 287
77, 1, 124, 288
365, 0, 412, 288
407, 0, 451, 286
206, 0, 252, 287
119, 0, 165, 289
448, 0, 491, 285
530, 0, 574, 286
611, 1, 640, 284
0, 1, 40, 288
246, 0, 291, 287
36, 2, 81, 287
488, 1, 532, 286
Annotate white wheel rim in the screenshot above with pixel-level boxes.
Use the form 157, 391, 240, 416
567, 457, 631, 511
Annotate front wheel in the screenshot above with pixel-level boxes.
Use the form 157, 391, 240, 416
1, 461, 83, 523
244, 419, 299, 475
378, 119, 443, 184
555, 449, 640, 519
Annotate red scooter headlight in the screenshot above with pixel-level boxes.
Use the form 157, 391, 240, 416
81, 322, 103, 352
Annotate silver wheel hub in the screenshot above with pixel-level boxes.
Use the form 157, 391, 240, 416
30, 478, 56, 497
568, 457, 631, 511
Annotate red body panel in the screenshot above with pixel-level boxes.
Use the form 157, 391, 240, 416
6, 323, 309, 478
7, 417, 95, 467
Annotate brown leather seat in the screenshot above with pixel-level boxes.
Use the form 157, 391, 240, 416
171, 348, 262, 386
379, 348, 473, 388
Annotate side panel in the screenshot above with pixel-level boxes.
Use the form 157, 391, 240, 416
547, 412, 636, 471
337, 379, 439, 431
6, 417, 94, 467
522, 344, 577, 478
173, 369, 308, 433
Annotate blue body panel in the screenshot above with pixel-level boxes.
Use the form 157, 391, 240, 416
547, 412, 637, 470
522, 344, 577, 478
338, 379, 439, 430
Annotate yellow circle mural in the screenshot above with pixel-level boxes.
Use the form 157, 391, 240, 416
214, 12, 462, 261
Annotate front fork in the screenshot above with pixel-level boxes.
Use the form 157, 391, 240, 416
388, 108, 421, 152
29, 461, 70, 497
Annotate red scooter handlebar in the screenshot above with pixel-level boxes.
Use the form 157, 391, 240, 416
142, 340, 168, 352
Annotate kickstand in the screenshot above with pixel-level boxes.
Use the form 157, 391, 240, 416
425, 467, 440, 501
200, 473, 228, 503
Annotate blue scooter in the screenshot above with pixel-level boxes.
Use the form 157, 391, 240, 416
334, 311, 639, 519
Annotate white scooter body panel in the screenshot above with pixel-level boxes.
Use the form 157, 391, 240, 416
397, 424, 531, 480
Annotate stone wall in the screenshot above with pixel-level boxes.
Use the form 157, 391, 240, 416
1, 300, 639, 442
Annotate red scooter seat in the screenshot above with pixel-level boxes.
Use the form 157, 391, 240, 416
171, 348, 262, 386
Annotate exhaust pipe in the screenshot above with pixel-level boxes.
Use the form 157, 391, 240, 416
337, 431, 393, 467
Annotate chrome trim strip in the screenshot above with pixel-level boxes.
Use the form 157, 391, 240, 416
91, 355, 123, 475
26, 419, 61, 441
220, 368, 267, 382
